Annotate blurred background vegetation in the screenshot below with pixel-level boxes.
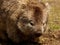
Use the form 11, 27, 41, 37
42, 0, 60, 30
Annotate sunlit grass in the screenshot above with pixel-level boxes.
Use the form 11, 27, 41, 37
42, 0, 60, 30
48, 1, 60, 30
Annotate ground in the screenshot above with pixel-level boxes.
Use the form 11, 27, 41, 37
39, 30, 60, 45
40, 0, 60, 45
44, 0, 60, 30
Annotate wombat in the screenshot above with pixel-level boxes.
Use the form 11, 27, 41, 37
0, 0, 50, 45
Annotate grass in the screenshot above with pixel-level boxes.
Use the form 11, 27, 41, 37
48, 0, 60, 30
42, 0, 60, 30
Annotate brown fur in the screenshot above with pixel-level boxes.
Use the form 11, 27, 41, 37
0, 0, 49, 44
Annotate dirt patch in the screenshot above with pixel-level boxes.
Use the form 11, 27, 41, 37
40, 30, 60, 45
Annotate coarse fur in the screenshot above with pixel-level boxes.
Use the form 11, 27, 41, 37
0, 0, 50, 45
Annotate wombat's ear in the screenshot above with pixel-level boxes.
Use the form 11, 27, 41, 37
44, 2, 51, 13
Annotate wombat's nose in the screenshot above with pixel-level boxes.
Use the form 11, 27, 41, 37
34, 32, 42, 37
34, 30, 42, 37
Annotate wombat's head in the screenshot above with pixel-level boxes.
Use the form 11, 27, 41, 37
9, 0, 50, 38
6, 0, 50, 43
16, 2, 49, 37
17, 9, 42, 37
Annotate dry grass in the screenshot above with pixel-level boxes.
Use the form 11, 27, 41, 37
43, 0, 60, 30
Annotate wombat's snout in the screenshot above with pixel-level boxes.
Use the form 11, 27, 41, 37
18, 16, 43, 36
34, 33, 42, 37
27, 23, 42, 37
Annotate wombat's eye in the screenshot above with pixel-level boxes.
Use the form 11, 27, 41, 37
29, 20, 35, 26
